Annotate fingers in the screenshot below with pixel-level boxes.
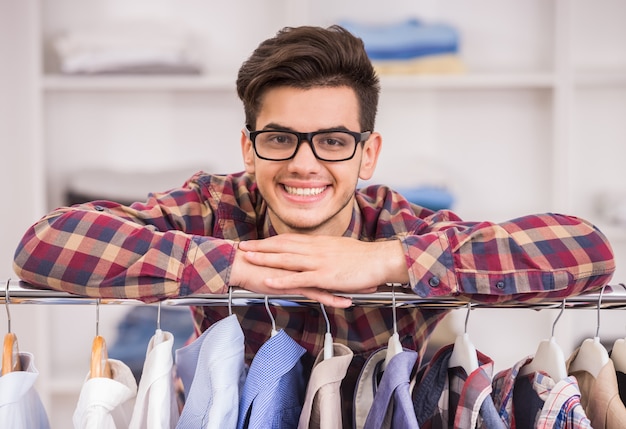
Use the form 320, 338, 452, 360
293, 288, 352, 308
242, 249, 314, 272
238, 234, 306, 254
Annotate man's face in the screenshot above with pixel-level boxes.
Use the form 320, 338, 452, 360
241, 85, 381, 236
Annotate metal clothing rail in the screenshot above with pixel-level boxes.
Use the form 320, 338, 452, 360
3, 278, 626, 311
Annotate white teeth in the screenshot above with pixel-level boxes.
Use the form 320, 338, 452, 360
284, 185, 326, 196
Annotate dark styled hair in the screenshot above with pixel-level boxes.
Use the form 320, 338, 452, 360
236, 25, 380, 132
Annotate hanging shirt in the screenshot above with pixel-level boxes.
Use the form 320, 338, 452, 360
616, 370, 626, 404
73, 358, 138, 429
360, 349, 419, 429
297, 343, 353, 429
129, 329, 178, 429
534, 373, 592, 429
13, 171, 616, 428
175, 314, 245, 429
0, 352, 50, 429
412, 344, 504, 429
353, 348, 386, 428
569, 357, 626, 429
237, 329, 307, 429
492, 357, 591, 428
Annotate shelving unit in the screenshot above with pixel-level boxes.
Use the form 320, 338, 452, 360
1, 1, 625, 427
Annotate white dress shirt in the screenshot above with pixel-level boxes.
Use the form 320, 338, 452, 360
73, 358, 138, 429
129, 329, 178, 428
0, 352, 50, 428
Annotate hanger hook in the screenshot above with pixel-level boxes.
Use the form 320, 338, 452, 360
157, 301, 162, 331
596, 283, 608, 338
264, 296, 276, 334
95, 298, 101, 337
551, 299, 566, 338
463, 302, 472, 334
391, 284, 398, 335
320, 303, 331, 334
228, 286, 233, 316
5, 278, 12, 333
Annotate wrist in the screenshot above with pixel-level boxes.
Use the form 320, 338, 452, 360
377, 239, 410, 285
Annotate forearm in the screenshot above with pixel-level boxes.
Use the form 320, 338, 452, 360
402, 213, 615, 302
13, 206, 236, 302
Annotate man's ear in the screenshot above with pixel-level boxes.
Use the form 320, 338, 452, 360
241, 129, 255, 174
358, 132, 382, 181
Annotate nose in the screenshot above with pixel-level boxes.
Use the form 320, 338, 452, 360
287, 139, 321, 173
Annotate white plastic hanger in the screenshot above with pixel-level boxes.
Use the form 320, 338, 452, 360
2, 279, 21, 375
568, 284, 610, 378
383, 284, 403, 370
519, 299, 568, 380
264, 296, 278, 337
611, 336, 626, 373
320, 303, 334, 360
610, 283, 626, 373
448, 303, 479, 374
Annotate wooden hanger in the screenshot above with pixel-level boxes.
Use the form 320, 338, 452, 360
2, 280, 21, 375
568, 285, 610, 378
90, 299, 112, 379
448, 303, 479, 374
519, 300, 568, 381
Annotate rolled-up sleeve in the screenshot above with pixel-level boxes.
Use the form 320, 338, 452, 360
400, 211, 615, 303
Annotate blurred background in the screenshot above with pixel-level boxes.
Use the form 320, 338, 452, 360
1, 0, 625, 427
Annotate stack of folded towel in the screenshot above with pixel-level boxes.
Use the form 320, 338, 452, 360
340, 18, 464, 75
52, 20, 204, 75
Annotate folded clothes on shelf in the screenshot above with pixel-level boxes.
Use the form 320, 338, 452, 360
394, 185, 455, 211
339, 18, 460, 61
373, 54, 465, 75
52, 20, 204, 75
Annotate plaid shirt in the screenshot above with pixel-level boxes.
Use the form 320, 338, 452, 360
413, 344, 502, 428
492, 359, 591, 428
13, 171, 615, 426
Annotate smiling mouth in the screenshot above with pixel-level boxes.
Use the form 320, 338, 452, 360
283, 185, 327, 196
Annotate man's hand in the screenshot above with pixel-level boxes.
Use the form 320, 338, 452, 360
229, 242, 353, 308
235, 234, 409, 304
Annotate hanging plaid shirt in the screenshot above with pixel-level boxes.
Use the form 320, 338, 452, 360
492, 358, 592, 428
13, 171, 615, 427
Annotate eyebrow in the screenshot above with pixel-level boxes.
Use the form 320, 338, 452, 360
260, 123, 352, 132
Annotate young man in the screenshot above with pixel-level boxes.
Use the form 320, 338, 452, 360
13, 25, 615, 425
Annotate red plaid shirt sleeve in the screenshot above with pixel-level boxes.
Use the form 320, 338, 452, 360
13, 173, 240, 302
400, 210, 615, 303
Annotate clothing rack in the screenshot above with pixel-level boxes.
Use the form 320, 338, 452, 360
3, 278, 626, 311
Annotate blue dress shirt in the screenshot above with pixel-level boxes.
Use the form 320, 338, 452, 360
237, 329, 307, 429
362, 349, 419, 429
175, 314, 245, 429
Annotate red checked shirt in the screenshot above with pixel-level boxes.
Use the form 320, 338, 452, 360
13, 171, 615, 426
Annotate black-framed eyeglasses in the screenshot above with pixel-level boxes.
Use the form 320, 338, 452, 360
244, 126, 371, 162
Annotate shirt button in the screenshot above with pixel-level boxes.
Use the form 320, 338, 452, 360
428, 276, 440, 287
495, 281, 505, 289
94, 205, 104, 211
